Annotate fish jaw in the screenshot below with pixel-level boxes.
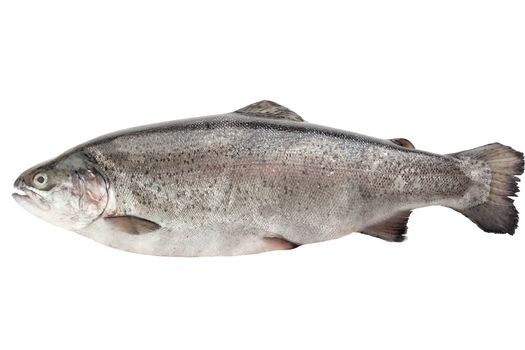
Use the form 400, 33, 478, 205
12, 183, 51, 212
12, 183, 52, 226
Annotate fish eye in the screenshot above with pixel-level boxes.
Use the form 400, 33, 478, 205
33, 173, 48, 188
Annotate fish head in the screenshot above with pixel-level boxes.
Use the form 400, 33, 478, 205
13, 152, 108, 231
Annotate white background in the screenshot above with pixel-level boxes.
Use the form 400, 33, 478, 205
1, 1, 524, 349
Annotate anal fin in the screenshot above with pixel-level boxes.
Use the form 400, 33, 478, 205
263, 236, 300, 250
360, 211, 412, 242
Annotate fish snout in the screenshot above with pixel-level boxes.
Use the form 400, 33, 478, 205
13, 174, 25, 189
12, 172, 30, 198
12, 174, 31, 201
12, 171, 42, 204
13, 169, 35, 192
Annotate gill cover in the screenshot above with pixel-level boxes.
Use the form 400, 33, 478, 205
71, 167, 108, 220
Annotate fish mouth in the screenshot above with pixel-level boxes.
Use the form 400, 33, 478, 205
12, 187, 32, 200
12, 186, 49, 210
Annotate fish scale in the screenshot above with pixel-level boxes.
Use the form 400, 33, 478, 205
86, 113, 468, 244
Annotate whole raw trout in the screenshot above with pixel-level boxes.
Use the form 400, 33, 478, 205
13, 101, 524, 256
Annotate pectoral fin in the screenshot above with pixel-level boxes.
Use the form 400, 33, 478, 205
360, 211, 412, 242
104, 216, 161, 234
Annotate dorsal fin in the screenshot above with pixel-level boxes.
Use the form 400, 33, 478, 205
360, 210, 412, 242
390, 138, 415, 149
235, 100, 305, 122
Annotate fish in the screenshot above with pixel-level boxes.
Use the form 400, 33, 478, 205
13, 100, 524, 257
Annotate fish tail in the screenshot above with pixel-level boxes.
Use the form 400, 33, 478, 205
449, 143, 524, 234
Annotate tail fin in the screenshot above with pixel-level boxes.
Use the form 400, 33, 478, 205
450, 143, 524, 234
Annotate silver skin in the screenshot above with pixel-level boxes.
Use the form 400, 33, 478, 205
13, 102, 492, 256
